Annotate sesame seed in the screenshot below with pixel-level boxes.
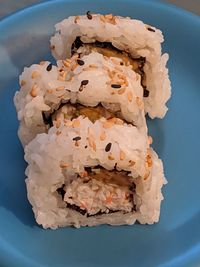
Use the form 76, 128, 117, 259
100, 131, 106, 141
120, 150, 125, 161
81, 80, 89, 86
50, 45, 55, 50
144, 171, 150, 180
111, 84, 121, 89
55, 120, 61, 128
143, 88, 149, 97
74, 16, 80, 24
148, 136, 153, 145
85, 145, 88, 149
100, 15, 106, 22
127, 91, 133, 102
129, 160, 135, 166
118, 88, 126, 95
60, 162, 69, 168
20, 80, 26, 86
105, 14, 113, 20
30, 84, 38, 97
73, 136, 81, 141
103, 121, 114, 129
147, 27, 155, 32
105, 143, 112, 152
86, 11, 92, 20
77, 59, 85, 66
62, 60, 71, 68
39, 61, 46, 66
31, 71, 40, 79
47, 89, 53, 94
56, 86, 65, 91
56, 131, 61, 136
108, 153, 115, 160
72, 119, 80, 128
46, 63, 52, 71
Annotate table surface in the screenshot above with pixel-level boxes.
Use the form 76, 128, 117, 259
0, 0, 199, 19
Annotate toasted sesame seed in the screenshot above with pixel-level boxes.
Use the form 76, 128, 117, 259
108, 153, 115, 160
103, 121, 114, 129
71, 64, 78, 71
81, 80, 89, 86
136, 97, 144, 109
55, 120, 61, 128
73, 136, 81, 141
62, 60, 71, 68
88, 64, 98, 69
47, 89, 53, 94
56, 131, 61, 136
74, 16, 80, 23
105, 14, 113, 20
118, 88, 126, 95
129, 160, 135, 166
46, 63, 52, 71
77, 59, 85, 66
31, 71, 40, 79
20, 80, 26, 86
64, 120, 73, 127
100, 15, 106, 22
30, 84, 38, 97
105, 142, 112, 152
72, 119, 80, 128
120, 150, 125, 160
75, 141, 80, 147
60, 162, 69, 168
127, 91, 133, 102
39, 61, 46, 66
146, 154, 152, 167
144, 171, 150, 180
148, 136, 153, 145
100, 131, 106, 141
111, 84, 121, 89
56, 86, 65, 91
86, 11, 92, 20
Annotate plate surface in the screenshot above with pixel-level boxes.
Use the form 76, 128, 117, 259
0, 1, 200, 267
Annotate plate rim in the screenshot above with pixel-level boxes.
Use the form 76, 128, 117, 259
0, 1, 200, 267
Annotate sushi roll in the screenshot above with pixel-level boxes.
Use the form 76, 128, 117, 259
25, 115, 166, 229
50, 13, 171, 118
14, 51, 147, 146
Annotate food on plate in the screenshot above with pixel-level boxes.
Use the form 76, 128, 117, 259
14, 13, 170, 229
14, 51, 147, 146
25, 115, 166, 228
51, 13, 171, 118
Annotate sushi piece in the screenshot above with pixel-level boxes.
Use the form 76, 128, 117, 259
25, 115, 166, 228
50, 13, 171, 118
14, 51, 147, 146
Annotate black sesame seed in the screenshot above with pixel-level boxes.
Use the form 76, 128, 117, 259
105, 142, 112, 152
111, 84, 121, 89
85, 145, 88, 149
120, 62, 124, 66
81, 80, 89, 86
46, 63, 52, 71
73, 136, 81, 141
147, 27, 155, 32
143, 89, 149, 97
86, 11, 93, 20
77, 59, 85, 66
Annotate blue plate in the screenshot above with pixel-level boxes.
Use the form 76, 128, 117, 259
0, 1, 200, 266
